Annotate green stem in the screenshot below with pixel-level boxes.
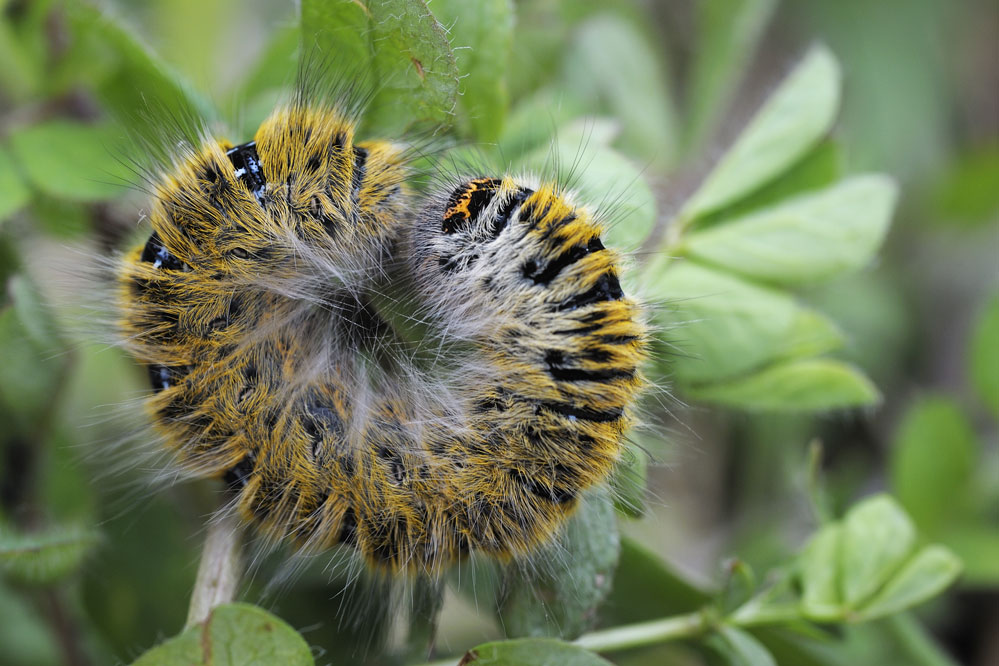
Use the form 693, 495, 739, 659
883, 613, 961, 666
572, 611, 710, 652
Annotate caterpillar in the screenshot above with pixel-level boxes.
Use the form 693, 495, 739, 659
114, 98, 648, 575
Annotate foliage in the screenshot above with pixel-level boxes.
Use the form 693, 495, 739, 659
0, 0, 994, 665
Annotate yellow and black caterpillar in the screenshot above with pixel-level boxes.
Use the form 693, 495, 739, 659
115, 101, 648, 574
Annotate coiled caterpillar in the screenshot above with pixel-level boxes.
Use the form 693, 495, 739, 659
115, 100, 648, 574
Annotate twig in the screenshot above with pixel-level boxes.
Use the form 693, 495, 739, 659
185, 509, 242, 628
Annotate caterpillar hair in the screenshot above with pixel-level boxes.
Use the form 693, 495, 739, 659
111, 69, 650, 580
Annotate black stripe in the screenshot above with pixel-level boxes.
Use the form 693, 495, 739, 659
509, 469, 577, 505
599, 334, 640, 344
226, 141, 266, 204
544, 349, 634, 382
552, 323, 604, 335
540, 401, 623, 423
489, 187, 533, 238
524, 236, 604, 285
350, 147, 368, 209
442, 179, 501, 234
556, 272, 624, 311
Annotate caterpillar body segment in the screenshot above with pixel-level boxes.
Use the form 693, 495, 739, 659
115, 103, 648, 575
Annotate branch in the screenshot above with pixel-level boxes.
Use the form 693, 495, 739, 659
185, 509, 242, 628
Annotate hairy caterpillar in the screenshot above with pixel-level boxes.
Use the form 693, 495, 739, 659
114, 96, 648, 575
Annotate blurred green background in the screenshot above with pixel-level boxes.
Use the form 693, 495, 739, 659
0, 0, 996, 665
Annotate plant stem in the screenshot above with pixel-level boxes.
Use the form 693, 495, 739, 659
185, 509, 242, 628
416, 611, 711, 666
572, 611, 709, 652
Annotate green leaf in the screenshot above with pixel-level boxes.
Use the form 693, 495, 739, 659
0, 275, 68, 431
684, 0, 777, 155
0, 145, 30, 222
686, 358, 879, 412
231, 23, 300, 138
611, 442, 648, 518
432, 0, 514, 142
647, 261, 798, 384
0, 17, 41, 101
969, 291, 999, 418
26, 194, 91, 238
7, 273, 59, 351
517, 122, 656, 250
500, 487, 620, 639
460, 638, 613, 666
603, 537, 712, 626
130, 603, 313, 666
799, 524, 843, 621
779, 308, 845, 360
7, 121, 132, 202
855, 546, 961, 621
680, 45, 841, 223
64, 3, 214, 145
708, 626, 777, 666
681, 175, 897, 284
563, 14, 679, 169
941, 526, 999, 585
752, 626, 851, 666
495, 88, 588, 160
0, 524, 98, 585
299, 0, 370, 88
693, 140, 843, 230
839, 495, 915, 608
890, 397, 977, 533
0, 577, 62, 666
932, 144, 999, 226
805, 271, 910, 383
302, 0, 459, 136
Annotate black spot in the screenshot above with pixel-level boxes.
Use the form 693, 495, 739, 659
226, 141, 266, 204
337, 508, 357, 546
556, 272, 624, 311
305, 154, 322, 173
147, 364, 189, 392
236, 364, 257, 406
378, 447, 406, 485
208, 295, 242, 331
223, 455, 255, 490
301, 403, 345, 459
140, 233, 187, 271
474, 393, 509, 413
